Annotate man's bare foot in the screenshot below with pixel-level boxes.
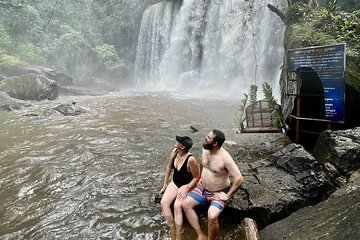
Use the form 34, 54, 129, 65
197, 235, 207, 240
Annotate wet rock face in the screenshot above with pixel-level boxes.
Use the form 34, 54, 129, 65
53, 104, 87, 116
5, 64, 73, 86
225, 133, 292, 163
1, 73, 59, 100
260, 176, 360, 240
228, 144, 335, 228
0, 91, 28, 111
313, 127, 360, 175
53, 103, 87, 116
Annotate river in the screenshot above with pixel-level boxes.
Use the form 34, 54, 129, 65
0, 92, 244, 239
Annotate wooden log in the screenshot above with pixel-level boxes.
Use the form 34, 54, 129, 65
240, 218, 260, 240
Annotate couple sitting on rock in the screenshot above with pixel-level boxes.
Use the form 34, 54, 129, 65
160, 129, 244, 240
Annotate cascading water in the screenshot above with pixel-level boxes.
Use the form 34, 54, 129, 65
135, 0, 287, 99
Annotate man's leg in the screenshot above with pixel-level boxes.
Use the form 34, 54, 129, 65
182, 196, 207, 240
207, 205, 222, 240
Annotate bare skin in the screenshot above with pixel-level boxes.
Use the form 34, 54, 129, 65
160, 141, 200, 240
183, 131, 244, 240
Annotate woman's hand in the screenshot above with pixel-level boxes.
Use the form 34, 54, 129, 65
159, 184, 167, 194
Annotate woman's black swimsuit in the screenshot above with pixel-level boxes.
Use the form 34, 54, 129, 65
173, 154, 193, 188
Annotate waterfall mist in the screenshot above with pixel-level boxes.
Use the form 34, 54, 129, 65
135, 0, 287, 99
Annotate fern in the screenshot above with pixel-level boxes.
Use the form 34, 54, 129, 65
262, 82, 285, 128
249, 84, 258, 105
234, 93, 248, 131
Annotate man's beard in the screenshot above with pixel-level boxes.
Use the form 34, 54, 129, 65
203, 142, 213, 150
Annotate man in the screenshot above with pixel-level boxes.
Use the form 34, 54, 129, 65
182, 129, 244, 240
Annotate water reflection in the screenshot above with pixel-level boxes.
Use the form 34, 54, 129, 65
0, 92, 242, 239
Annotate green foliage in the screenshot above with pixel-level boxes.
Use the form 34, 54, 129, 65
286, 3, 360, 66
234, 83, 285, 131
96, 44, 121, 63
49, 24, 89, 71
346, 62, 360, 92
0, 0, 159, 85
249, 85, 258, 105
14, 42, 47, 63
0, 24, 11, 50
286, 3, 313, 25
262, 83, 285, 128
54, 25, 87, 56
0, 2, 44, 43
318, 0, 360, 12
0, 51, 20, 71
95, 44, 126, 83
234, 93, 248, 131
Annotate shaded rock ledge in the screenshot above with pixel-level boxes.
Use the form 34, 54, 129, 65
260, 171, 360, 240
224, 143, 335, 228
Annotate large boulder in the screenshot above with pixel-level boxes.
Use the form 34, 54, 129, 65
313, 127, 360, 176
4, 63, 73, 86
260, 172, 360, 240
0, 91, 30, 111
228, 144, 335, 228
1, 73, 59, 100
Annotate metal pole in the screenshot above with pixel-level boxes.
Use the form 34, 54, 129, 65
295, 73, 301, 144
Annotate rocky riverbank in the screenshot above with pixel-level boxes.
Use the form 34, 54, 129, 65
223, 127, 360, 239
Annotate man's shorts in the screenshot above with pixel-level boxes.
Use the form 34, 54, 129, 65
188, 180, 230, 211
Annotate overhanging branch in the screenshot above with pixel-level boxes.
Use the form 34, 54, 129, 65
267, 3, 286, 23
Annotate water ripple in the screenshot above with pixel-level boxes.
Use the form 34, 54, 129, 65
0, 93, 240, 239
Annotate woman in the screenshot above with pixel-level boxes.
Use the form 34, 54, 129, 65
160, 135, 200, 239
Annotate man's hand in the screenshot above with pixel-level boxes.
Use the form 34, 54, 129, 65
215, 191, 229, 201
176, 185, 189, 201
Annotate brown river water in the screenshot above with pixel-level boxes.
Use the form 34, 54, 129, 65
0, 92, 245, 239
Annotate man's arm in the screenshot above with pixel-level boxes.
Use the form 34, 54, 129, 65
220, 153, 244, 200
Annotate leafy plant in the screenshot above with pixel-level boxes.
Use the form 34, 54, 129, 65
234, 93, 248, 131
96, 44, 121, 63
262, 82, 285, 128
235, 83, 285, 131
14, 42, 47, 63
0, 51, 20, 71
249, 84, 258, 105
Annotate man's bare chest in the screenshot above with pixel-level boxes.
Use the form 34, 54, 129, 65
203, 156, 225, 174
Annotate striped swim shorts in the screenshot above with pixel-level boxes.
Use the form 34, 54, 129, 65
188, 180, 230, 211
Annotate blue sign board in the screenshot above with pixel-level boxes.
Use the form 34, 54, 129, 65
288, 44, 346, 123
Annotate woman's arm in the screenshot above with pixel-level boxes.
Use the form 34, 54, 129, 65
159, 148, 176, 194
187, 155, 200, 189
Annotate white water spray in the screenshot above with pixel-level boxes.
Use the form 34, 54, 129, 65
135, 0, 287, 99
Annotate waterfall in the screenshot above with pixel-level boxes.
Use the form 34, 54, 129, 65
135, 0, 287, 99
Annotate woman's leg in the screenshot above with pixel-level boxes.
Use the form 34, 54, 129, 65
160, 181, 178, 238
173, 197, 183, 240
